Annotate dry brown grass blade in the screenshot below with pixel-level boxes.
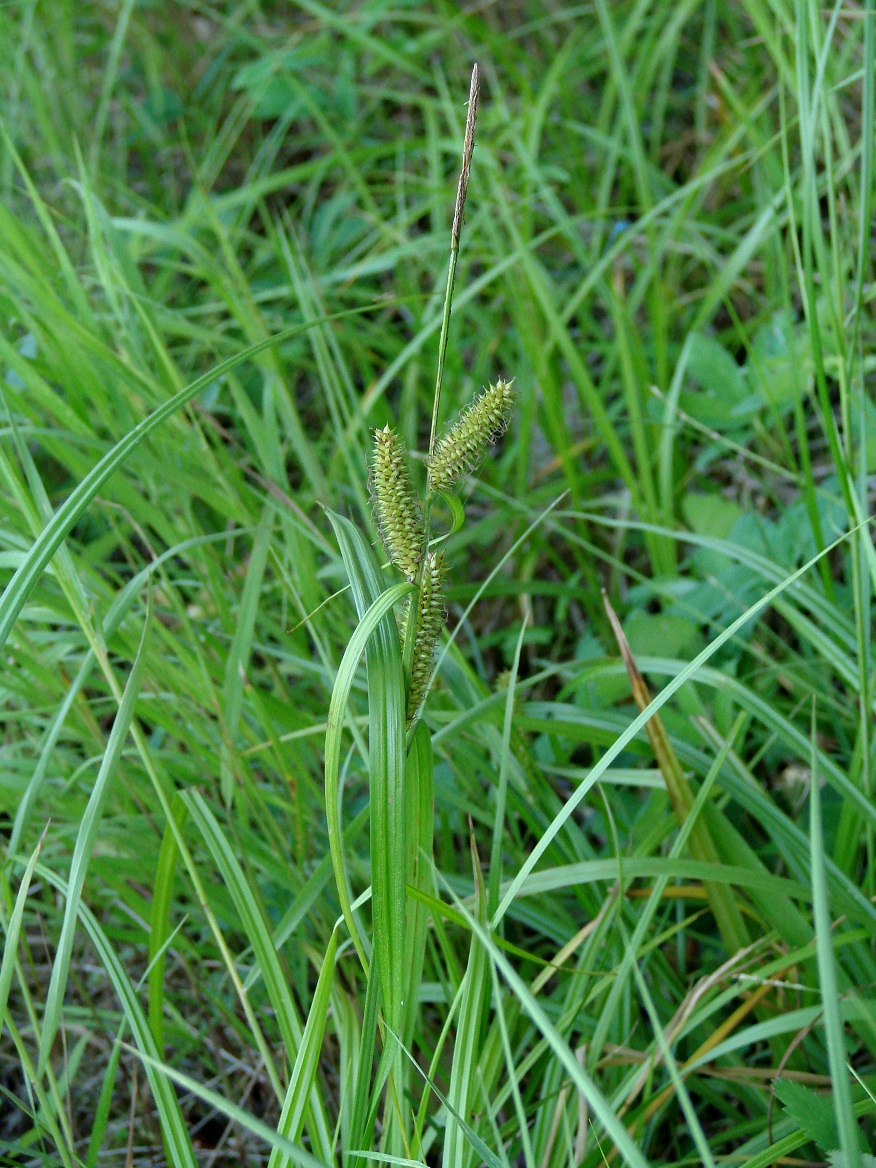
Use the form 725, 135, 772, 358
602, 590, 749, 955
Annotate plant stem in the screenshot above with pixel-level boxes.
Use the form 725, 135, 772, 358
407, 65, 480, 734
427, 63, 480, 466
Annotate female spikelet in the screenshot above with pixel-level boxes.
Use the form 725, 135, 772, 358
405, 552, 446, 725
369, 425, 425, 580
427, 378, 515, 493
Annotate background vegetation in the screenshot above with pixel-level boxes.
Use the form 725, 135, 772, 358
1, 1, 875, 1164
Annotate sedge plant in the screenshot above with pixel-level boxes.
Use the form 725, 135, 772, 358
6, 7, 876, 1163
323, 64, 514, 1160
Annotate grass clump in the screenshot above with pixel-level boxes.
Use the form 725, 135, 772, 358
0, 3, 875, 1166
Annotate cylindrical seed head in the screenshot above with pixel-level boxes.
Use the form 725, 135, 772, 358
428, 378, 515, 494
370, 425, 425, 580
405, 552, 447, 725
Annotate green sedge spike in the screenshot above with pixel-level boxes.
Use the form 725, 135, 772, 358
406, 552, 447, 725
370, 425, 425, 580
427, 378, 515, 494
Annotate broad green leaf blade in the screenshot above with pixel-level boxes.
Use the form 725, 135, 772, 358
322, 557, 411, 975
774, 1078, 839, 1152
326, 511, 409, 1036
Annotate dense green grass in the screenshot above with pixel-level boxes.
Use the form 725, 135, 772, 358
1, 1, 876, 1164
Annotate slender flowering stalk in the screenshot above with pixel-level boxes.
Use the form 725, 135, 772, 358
405, 552, 446, 725
370, 425, 425, 580
326, 69, 514, 1154
428, 64, 480, 464
364, 71, 514, 736
427, 378, 515, 494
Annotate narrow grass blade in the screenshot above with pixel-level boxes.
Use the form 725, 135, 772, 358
604, 593, 749, 954
442, 833, 490, 1168
391, 1006, 504, 1168
0, 306, 381, 656
181, 784, 333, 1159
181, 793, 302, 1049
87, 0, 136, 175
32, 863, 198, 1168
5, 649, 97, 867
85, 1017, 125, 1168
487, 617, 527, 918
447, 881, 653, 1168
269, 928, 339, 1168
37, 602, 151, 1077
631, 958, 717, 1168
0, 1012, 77, 1168
348, 950, 383, 1165
403, 723, 433, 1050
8, 530, 242, 870
221, 504, 274, 806
810, 705, 862, 1168
0, 828, 45, 1035
495, 519, 869, 925
147, 792, 187, 1051
487, 957, 533, 1168
120, 1045, 332, 1168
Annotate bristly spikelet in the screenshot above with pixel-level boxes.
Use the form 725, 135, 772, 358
405, 552, 447, 725
370, 425, 425, 580
427, 378, 515, 494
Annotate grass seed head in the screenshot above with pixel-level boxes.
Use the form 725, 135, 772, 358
370, 425, 425, 580
406, 552, 447, 724
428, 378, 515, 493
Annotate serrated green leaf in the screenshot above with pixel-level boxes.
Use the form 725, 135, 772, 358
774, 1078, 839, 1151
